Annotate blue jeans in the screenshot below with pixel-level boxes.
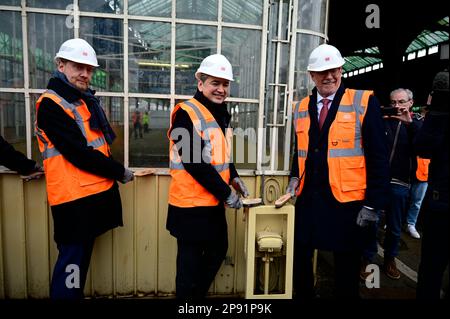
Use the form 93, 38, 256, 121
384, 183, 410, 258
406, 181, 428, 226
50, 241, 94, 299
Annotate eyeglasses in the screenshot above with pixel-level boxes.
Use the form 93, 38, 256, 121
389, 99, 410, 106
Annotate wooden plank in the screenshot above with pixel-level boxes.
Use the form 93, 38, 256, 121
0, 175, 27, 298
114, 181, 135, 296
157, 176, 176, 295
91, 230, 113, 296
135, 175, 158, 295
24, 178, 50, 298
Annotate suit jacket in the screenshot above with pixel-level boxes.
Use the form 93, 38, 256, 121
291, 84, 390, 251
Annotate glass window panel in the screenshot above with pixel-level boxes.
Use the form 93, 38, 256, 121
0, 93, 26, 155
176, 0, 217, 21
129, 98, 170, 167
0, 11, 23, 88
297, 0, 327, 33
294, 34, 322, 100
79, 0, 123, 14
222, 0, 263, 25
228, 102, 257, 170
28, 13, 73, 89
261, 124, 286, 170
0, 0, 21, 5
102, 96, 124, 163
222, 28, 261, 99
129, 21, 171, 94
26, 0, 72, 9
129, 0, 171, 17
80, 17, 124, 92
175, 24, 216, 95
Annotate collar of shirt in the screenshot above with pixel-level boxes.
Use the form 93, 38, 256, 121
316, 93, 336, 119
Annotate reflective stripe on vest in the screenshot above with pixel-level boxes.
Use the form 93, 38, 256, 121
35, 90, 114, 206
168, 98, 231, 207
416, 156, 430, 182
293, 89, 371, 202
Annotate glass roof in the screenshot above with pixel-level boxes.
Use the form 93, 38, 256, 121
343, 16, 449, 75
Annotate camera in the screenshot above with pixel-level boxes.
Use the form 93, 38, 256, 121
381, 106, 400, 116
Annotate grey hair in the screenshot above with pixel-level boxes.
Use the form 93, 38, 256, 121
390, 88, 413, 100
198, 73, 209, 83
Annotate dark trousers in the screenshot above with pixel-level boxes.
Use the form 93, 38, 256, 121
294, 245, 361, 299
417, 203, 449, 299
176, 237, 228, 299
50, 240, 95, 299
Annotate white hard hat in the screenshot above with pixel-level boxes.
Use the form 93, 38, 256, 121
307, 44, 345, 72
195, 54, 234, 81
55, 38, 99, 67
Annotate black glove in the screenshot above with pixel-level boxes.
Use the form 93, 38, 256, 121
120, 168, 134, 184
231, 177, 249, 198
21, 164, 45, 182
225, 191, 243, 209
285, 177, 299, 197
356, 207, 379, 227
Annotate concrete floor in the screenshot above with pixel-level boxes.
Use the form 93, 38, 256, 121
315, 226, 449, 299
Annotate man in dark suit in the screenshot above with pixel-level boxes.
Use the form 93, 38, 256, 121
287, 44, 390, 299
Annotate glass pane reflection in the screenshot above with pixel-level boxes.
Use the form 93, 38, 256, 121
228, 102, 257, 169
0, 11, 23, 88
223, 0, 263, 25
79, 0, 123, 14
176, 0, 217, 21
26, 0, 72, 10
129, 21, 171, 94
222, 28, 261, 99
80, 17, 124, 92
129, 98, 170, 167
175, 24, 216, 95
129, 0, 171, 17
297, 0, 327, 33
0, 93, 26, 155
28, 13, 73, 89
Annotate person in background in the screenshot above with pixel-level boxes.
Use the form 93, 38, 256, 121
405, 155, 429, 239
132, 110, 143, 139
35, 38, 134, 299
382, 88, 422, 279
404, 105, 429, 239
286, 44, 389, 299
415, 70, 449, 299
143, 111, 150, 133
166, 54, 249, 299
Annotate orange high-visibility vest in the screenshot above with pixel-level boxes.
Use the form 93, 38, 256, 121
168, 98, 231, 207
293, 89, 373, 202
416, 157, 430, 182
35, 90, 114, 206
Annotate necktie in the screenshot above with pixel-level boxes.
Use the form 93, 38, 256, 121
319, 98, 330, 130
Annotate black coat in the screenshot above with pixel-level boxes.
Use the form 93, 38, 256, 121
36, 77, 125, 244
414, 102, 449, 209
384, 116, 422, 185
0, 135, 36, 175
166, 90, 238, 241
290, 84, 390, 251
